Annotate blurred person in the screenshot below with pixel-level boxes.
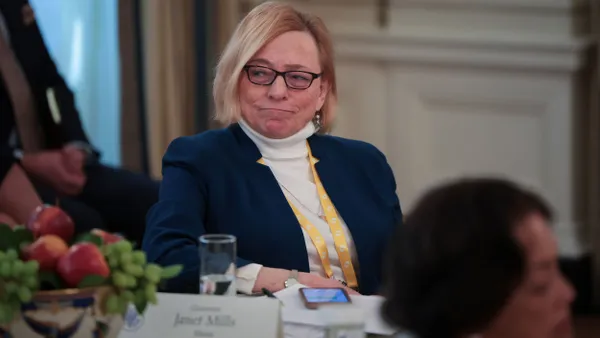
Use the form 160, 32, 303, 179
381, 178, 575, 338
0, 0, 159, 244
0, 150, 42, 227
143, 1, 403, 295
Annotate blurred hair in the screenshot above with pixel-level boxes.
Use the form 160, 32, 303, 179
212, 1, 337, 132
381, 178, 553, 338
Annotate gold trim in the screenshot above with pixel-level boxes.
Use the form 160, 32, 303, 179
33, 286, 114, 299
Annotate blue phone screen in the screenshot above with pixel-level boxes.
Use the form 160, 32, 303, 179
301, 288, 350, 303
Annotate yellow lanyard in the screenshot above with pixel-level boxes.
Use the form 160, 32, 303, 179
258, 143, 358, 288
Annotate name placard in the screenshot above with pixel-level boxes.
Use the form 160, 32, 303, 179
119, 293, 282, 338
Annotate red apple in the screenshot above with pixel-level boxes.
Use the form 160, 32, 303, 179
23, 234, 69, 271
57, 243, 110, 288
27, 205, 75, 242
91, 228, 123, 244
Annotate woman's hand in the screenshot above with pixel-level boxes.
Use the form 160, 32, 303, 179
251, 267, 359, 295
298, 272, 360, 295
252, 267, 291, 293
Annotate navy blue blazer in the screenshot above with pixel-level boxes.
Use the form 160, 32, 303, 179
142, 123, 403, 295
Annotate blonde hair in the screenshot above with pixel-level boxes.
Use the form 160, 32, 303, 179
213, 1, 337, 132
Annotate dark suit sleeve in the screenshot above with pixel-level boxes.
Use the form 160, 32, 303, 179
0, 103, 15, 184
142, 137, 254, 294
362, 143, 403, 293
381, 151, 403, 227
366, 143, 403, 226
0, 145, 15, 185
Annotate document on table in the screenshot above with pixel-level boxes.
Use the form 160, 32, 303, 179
274, 284, 397, 336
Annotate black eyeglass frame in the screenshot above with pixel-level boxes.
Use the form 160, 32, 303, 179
242, 65, 323, 90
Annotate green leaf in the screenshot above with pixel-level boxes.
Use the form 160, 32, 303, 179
77, 274, 108, 288
134, 300, 148, 315
38, 270, 64, 290
12, 227, 34, 250
73, 233, 103, 247
159, 265, 183, 280
0, 223, 16, 251
157, 280, 168, 292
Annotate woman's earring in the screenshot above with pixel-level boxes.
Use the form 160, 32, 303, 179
313, 111, 322, 131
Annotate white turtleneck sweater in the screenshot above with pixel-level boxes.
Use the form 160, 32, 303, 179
235, 120, 359, 294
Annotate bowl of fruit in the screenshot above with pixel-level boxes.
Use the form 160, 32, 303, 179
0, 205, 182, 338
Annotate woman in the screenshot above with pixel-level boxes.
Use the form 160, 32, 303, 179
142, 1, 402, 296
381, 178, 575, 338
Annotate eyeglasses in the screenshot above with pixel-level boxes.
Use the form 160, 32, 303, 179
243, 65, 322, 90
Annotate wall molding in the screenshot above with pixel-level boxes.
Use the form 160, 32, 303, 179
389, 0, 588, 11
276, 0, 587, 10
334, 31, 592, 72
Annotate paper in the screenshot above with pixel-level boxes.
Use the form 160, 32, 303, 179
275, 285, 396, 336
119, 293, 282, 338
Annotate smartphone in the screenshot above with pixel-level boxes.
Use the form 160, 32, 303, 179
299, 287, 352, 309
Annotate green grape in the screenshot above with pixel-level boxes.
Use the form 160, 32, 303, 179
0, 249, 39, 325
101, 241, 173, 316
16, 285, 32, 303
113, 240, 133, 253
5, 249, 17, 260
112, 271, 128, 288
102, 244, 113, 256
5, 281, 18, 294
145, 283, 157, 304
11, 260, 24, 277
125, 275, 137, 288
105, 294, 120, 313
123, 264, 144, 277
122, 240, 134, 252
108, 256, 119, 268
121, 290, 135, 302
23, 275, 38, 289
107, 242, 120, 254
22, 260, 39, 275
120, 252, 132, 265
119, 297, 130, 313
132, 251, 146, 265
0, 261, 10, 277
144, 264, 162, 284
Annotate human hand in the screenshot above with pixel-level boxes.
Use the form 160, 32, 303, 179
252, 267, 360, 295
61, 145, 87, 173
0, 164, 43, 224
21, 151, 86, 196
0, 212, 17, 228
252, 267, 290, 293
298, 272, 360, 295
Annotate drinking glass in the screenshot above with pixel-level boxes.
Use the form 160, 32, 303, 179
198, 234, 237, 296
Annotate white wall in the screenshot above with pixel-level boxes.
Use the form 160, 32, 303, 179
245, 0, 594, 257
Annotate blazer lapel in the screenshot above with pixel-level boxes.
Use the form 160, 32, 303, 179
229, 124, 311, 271
229, 123, 289, 207
308, 136, 360, 237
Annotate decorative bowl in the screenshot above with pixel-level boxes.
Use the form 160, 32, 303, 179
1, 286, 124, 338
